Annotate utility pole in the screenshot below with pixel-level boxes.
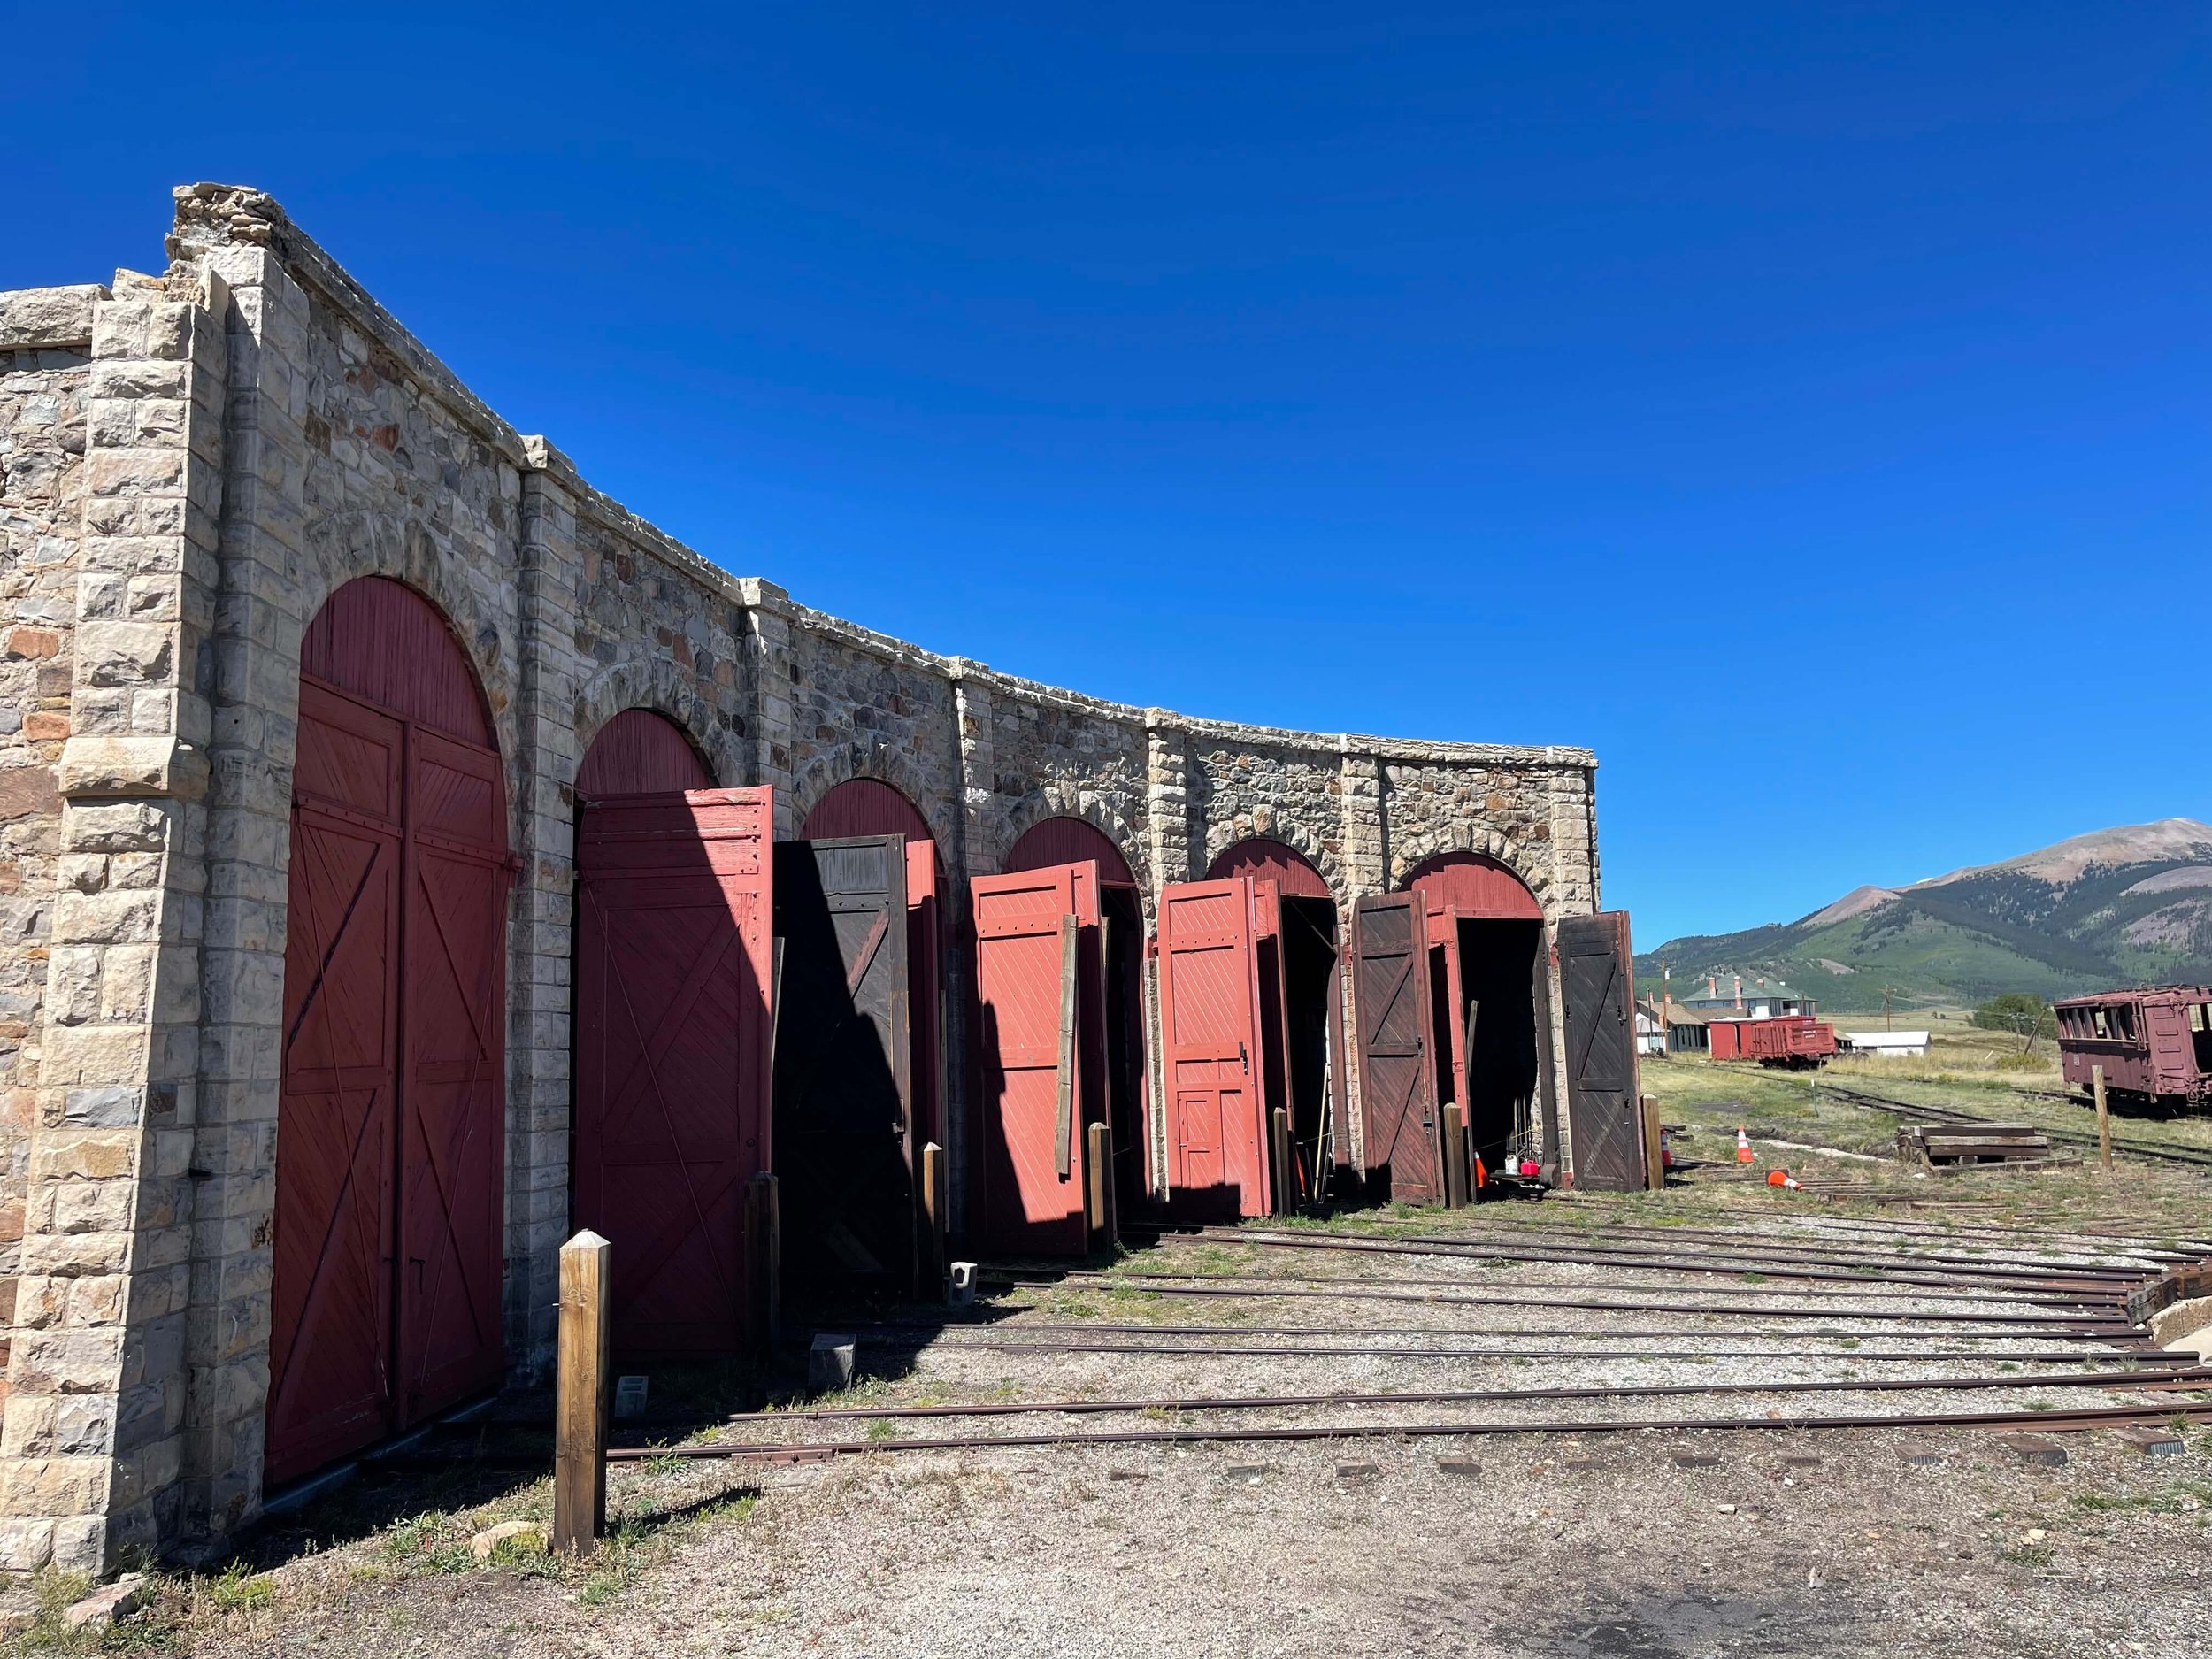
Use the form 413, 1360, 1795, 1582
1882, 985, 1895, 1031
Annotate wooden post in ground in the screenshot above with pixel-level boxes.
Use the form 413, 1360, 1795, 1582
1441, 1103, 1469, 1209
1271, 1107, 1294, 1216
919, 1141, 947, 1291
1641, 1095, 1665, 1192
553, 1230, 611, 1556
1086, 1120, 1113, 1247
746, 1172, 780, 1348
2093, 1064, 2112, 1171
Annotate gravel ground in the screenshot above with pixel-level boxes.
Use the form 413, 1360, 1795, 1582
10, 1191, 2208, 1658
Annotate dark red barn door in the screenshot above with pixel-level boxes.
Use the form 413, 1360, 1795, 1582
1558, 910, 1644, 1192
272, 578, 512, 1490
269, 683, 404, 1485
574, 788, 773, 1354
396, 727, 510, 1419
972, 862, 1100, 1256
1157, 878, 1271, 1218
1353, 891, 1441, 1204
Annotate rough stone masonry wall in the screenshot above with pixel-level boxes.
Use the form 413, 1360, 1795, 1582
0, 288, 103, 1412
0, 184, 1600, 1576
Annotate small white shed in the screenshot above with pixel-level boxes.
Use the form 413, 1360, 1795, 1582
1843, 1030, 1932, 1057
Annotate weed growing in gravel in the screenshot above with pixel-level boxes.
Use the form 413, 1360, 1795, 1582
209, 1558, 274, 1611
10, 1566, 93, 1649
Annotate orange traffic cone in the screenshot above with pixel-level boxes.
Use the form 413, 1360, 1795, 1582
1736, 1125, 1754, 1164
1766, 1169, 1802, 1192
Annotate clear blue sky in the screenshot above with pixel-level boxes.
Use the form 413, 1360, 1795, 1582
10, 4, 2207, 944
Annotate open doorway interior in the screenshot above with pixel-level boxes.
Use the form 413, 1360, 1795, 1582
1452, 917, 1542, 1172
1267, 895, 1340, 1203
1099, 884, 1146, 1217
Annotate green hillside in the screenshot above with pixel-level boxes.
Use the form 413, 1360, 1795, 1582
1637, 819, 2212, 1013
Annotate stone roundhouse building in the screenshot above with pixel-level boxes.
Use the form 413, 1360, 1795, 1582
0, 185, 1604, 1572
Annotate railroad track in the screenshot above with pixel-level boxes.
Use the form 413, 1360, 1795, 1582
1816, 1082, 2212, 1171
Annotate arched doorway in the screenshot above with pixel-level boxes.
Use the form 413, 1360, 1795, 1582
572, 710, 777, 1355
576, 707, 713, 795
764, 780, 949, 1298
270, 577, 509, 1486
1402, 851, 1548, 1176
799, 779, 946, 1148
1197, 839, 1346, 1207
975, 818, 1145, 1246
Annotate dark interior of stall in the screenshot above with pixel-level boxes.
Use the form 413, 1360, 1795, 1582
771, 840, 915, 1305
1457, 917, 1542, 1171
1268, 895, 1340, 1204
1101, 885, 1146, 1217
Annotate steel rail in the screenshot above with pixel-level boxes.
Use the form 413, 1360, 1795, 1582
1194, 1225, 2149, 1288
890, 1336, 2147, 1363
706, 1365, 2212, 1425
1020, 1268, 2111, 1310
849, 1327, 2141, 1354
1122, 1224, 2138, 1293
1814, 1083, 2212, 1170
1410, 1219, 2177, 1276
600, 1399, 2212, 1463
976, 1277, 2134, 1327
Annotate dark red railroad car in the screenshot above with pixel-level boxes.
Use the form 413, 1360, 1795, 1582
1709, 1015, 1837, 1069
2055, 987, 2212, 1110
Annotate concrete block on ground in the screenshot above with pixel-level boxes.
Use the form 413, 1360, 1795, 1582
1436, 1458, 1481, 1478
2115, 1426, 2185, 1457
1335, 1463, 1379, 1479
2000, 1434, 2068, 1467
807, 1335, 856, 1393
1900, 1444, 1947, 1465
1225, 1463, 1271, 1484
1672, 1452, 1721, 1469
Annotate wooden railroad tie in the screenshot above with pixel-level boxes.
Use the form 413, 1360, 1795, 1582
1897, 1123, 2055, 1169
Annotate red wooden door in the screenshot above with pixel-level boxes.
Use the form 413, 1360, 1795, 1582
396, 729, 510, 1420
1427, 904, 1471, 1116
269, 683, 403, 1485
1354, 891, 1441, 1204
575, 788, 774, 1353
1157, 878, 1271, 1218
972, 862, 1099, 1256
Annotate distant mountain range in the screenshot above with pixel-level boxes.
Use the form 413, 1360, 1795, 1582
1635, 819, 2212, 1013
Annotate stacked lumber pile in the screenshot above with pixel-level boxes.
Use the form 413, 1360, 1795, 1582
1896, 1122, 2056, 1169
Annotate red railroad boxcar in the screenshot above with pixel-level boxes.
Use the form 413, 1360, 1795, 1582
1709, 1015, 1838, 1069
2055, 987, 2212, 1111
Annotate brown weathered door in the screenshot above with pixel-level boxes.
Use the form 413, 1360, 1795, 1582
1558, 910, 1644, 1191
574, 788, 774, 1354
972, 862, 1100, 1256
1353, 891, 1441, 1204
1157, 877, 1271, 1218
772, 834, 914, 1295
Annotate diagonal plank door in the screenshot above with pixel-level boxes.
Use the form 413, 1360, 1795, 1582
1558, 910, 1645, 1192
1353, 891, 1442, 1205
772, 833, 913, 1296
575, 788, 773, 1354
972, 862, 1099, 1256
269, 682, 403, 1485
396, 726, 510, 1425
1157, 878, 1271, 1218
